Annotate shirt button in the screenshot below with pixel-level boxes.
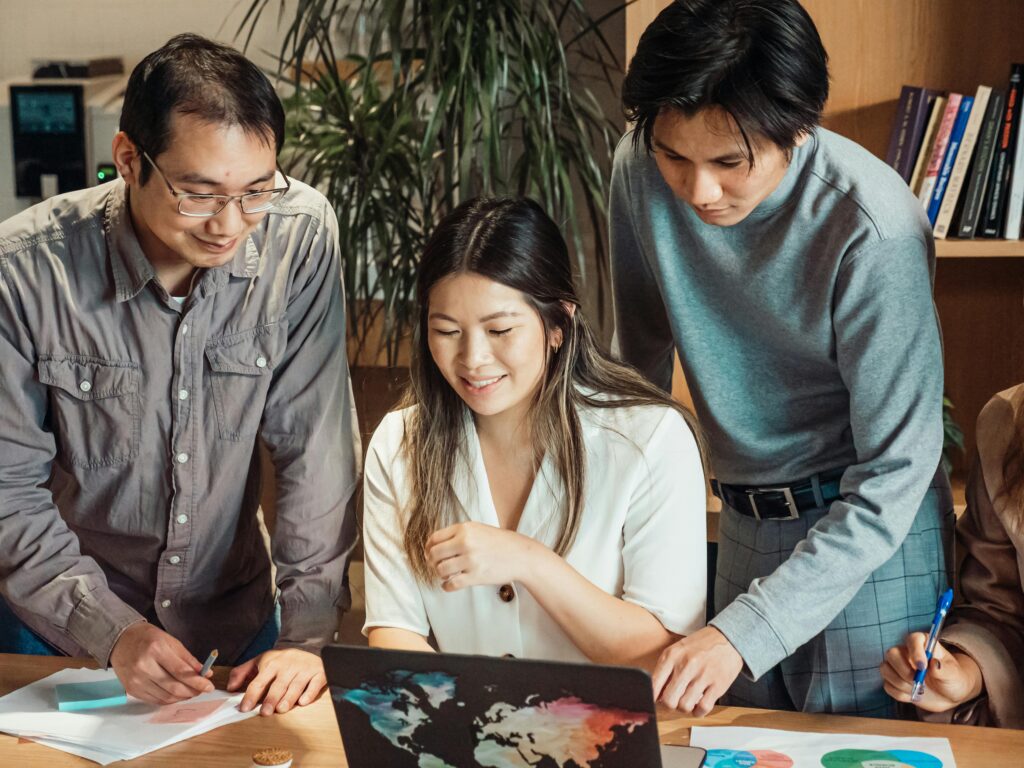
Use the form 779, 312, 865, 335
78, 380, 92, 393
168, 555, 181, 565
181, 324, 189, 335
160, 600, 171, 608
255, 355, 267, 368
176, 514, 188, 525
176, 452, 189, 464
498, 584, 515, 603
177, 389, 189, 400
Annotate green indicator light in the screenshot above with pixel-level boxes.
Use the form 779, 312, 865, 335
96, 163, 116, 184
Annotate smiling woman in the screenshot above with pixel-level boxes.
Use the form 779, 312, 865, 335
360, 196, 709, 669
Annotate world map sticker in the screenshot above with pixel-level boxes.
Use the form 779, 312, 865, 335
336, 669, 654, 767
705, 748, 795, 768
821, 748, 944, 768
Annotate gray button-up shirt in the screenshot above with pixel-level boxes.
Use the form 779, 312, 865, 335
0, 178, 359, 666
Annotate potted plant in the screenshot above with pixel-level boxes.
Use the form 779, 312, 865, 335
239, 0, 627, 436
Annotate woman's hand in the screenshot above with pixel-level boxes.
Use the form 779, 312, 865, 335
426, 522, 538, 591
880, 632, 983, 713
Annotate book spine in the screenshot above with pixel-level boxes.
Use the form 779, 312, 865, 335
928, 95, 974, 226
956, 89, 1005, 238
1003, 84, 1024, 238
979, 63, 1023, 237
935, 86, 991, 239
918, 94, 963, 209
901, 90, 940, 182
910, 95, 947, 196
886, 86, 918, 180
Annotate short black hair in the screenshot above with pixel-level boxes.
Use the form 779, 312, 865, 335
622, 0, 829, 160
120, 34, 285, 184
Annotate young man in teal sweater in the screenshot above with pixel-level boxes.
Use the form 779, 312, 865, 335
612, 0, 952, 717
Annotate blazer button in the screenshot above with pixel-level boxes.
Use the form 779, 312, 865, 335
498, 584, 515, 603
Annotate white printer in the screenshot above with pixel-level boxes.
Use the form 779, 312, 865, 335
0, 74, 126, 222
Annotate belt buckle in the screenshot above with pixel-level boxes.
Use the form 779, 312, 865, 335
747, 486, 799, 521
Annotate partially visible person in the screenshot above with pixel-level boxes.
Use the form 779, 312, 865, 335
0, 34, 359, 716
362, 197, 707, 668
882, 385, 1024, 728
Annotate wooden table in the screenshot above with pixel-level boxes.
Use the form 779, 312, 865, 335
2, 654, 1020, 766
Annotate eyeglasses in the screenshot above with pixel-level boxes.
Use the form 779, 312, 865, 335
140, 150, 291, 217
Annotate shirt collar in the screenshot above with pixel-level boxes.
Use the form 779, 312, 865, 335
104, 181, 157, 303
451, 392, 606, 541
104, 181, 260, 303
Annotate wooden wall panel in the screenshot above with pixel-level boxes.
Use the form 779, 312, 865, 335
803, 0, 1024, 159
936, 260, 1024, 474
627, 1, 1024, 158
625, 0, 671, 64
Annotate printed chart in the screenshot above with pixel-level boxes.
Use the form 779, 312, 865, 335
705, 749, 794, 767
691, 726, 955, 768
821, 749, 944, 768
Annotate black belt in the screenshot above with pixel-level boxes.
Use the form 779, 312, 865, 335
711, 468, 845, 520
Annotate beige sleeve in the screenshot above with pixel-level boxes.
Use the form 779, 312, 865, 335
941, 447, 1024, 729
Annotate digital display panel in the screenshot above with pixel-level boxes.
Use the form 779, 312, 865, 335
15, 90, 78, 134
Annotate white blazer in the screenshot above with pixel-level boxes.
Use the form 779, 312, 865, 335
361, 398, 707, 663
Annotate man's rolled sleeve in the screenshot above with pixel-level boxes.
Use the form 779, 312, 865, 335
259, 202, 359, 653
67, 588, 147, 667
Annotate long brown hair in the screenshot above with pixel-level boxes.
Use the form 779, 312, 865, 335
399, 197, 702, 582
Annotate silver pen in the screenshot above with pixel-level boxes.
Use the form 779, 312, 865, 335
199, 648, 219, 677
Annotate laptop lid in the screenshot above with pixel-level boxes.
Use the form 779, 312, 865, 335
324, 645, 704, 767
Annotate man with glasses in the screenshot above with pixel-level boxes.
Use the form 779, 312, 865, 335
0, 35, 359, 717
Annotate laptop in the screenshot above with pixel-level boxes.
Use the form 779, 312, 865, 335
323, 645, 706, 767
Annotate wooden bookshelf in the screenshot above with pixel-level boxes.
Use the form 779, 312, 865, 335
936, 239, 1024, 258
631, 0, 1024, 484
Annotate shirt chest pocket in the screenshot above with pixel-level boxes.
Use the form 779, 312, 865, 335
205, 322, 286, 441
36, 355, 141, 469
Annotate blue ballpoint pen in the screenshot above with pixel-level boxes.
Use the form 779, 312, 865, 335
911, 588, 954, 703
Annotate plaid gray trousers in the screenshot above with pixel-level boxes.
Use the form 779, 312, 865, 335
715, 475, 954, 717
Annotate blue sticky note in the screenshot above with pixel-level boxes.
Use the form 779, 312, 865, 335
55, 679, 128, 711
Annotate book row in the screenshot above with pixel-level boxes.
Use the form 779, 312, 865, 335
885, 63, 1024, 240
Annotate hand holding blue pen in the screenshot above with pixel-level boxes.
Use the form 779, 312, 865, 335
910, 588, 954, 702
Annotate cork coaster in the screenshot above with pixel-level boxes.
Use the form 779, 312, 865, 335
252, 747, 293, 767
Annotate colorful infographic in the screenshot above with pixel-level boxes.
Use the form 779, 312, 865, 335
690, 726, 954, 768
705, 748, 794, 767
821, 749, 944, 768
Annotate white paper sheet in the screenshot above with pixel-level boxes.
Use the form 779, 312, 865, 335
0, 668, 258, 764
690, 725, 957, 768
